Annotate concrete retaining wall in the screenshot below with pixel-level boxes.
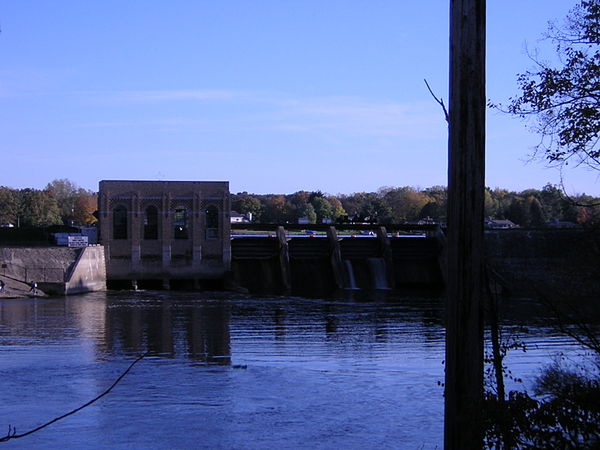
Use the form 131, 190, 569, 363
0, 246, 106, 296
0, 246, 80, 282
65, 246, 107, 295
485, 229, 600, 298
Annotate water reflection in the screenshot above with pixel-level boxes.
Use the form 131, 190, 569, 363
0, 297, 90, 342
104, 297, 231, 364
0, 295, 232, 365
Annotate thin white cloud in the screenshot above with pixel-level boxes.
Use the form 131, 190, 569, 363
264, 96, 447, 138
76, 89, 447, 139
97, 89, 242, 103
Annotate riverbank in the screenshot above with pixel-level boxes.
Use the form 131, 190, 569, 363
0, 275, 48, 299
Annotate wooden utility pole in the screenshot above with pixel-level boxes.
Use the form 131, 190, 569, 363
445, 0, 486, 448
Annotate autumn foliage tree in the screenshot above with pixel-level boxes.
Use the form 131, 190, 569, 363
45, 179, 97, 226
508, 0, 600, 171
0, 180, 97, 228
73, 190, 98, 225
228, 184, 599, 227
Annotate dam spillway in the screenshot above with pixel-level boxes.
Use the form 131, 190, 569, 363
230, 225, 445, 295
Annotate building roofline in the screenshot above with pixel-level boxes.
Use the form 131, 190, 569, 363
99, 180, 229, 185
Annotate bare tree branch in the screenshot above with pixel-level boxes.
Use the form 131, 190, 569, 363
424, 79, 449, 123
559, 170, 600, 206
539, 296, 600, 355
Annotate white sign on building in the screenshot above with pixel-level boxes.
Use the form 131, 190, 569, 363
68, 235, 88, 248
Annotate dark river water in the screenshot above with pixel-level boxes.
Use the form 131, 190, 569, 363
0, 290, 586, 449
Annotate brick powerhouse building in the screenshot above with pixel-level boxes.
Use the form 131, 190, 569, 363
98, 180, 231, 289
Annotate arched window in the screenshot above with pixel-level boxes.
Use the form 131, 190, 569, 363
174, 207, 188, 239
144, 205, 159, 240
113, 205, 128, 240
205, 205, 219, 239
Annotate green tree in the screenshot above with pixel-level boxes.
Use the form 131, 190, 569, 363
339, 192, 389, 223
338, 192, 367, 221
325, 196, 347, 222
232, 193, 263, 222
484, 188, 499, 218
361, 194, 392, 224
299, 203, 317, 224
18, 189, 62, 227
46, 178, 79, 225
308, 190, 324, 204
420, 201, 444, 222
507, 197, 527, 226
489, 188, 515, 219
285, 191, 311, 223
507, 0, 600, 171
260, 194, 288, 223
526, 196, 546, 227
424, 186, 448, 221
311, 196, 334, 223
561, 197, 581, 222
540, 184, 566, 220
0, 187, 19, 225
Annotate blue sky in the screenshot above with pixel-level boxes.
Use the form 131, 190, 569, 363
1, 1, 599, 195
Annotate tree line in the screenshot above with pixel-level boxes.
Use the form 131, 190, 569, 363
1, 179, 598, 229
232, 184, 600, 227
0, 179, 97, 228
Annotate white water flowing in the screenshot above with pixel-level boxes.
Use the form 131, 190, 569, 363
367, 257, 390, 290
344, 259, 358, 290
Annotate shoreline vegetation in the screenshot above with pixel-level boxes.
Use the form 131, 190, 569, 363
1, 180, 600, 232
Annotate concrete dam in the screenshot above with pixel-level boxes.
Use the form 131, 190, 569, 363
2, 225, 597, 299
231, 225, 600, 298
231, 225, 445, 296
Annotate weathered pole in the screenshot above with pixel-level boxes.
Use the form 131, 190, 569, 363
445, 0, 486, 449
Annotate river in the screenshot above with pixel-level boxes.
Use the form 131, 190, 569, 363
0, 290, 587, 449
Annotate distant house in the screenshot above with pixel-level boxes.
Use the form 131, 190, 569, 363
418, 216, 436, 225
485, 219, 518, 229
545, 219, 580, 229
230, 211, 246, 223
230, 211, 252, 223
